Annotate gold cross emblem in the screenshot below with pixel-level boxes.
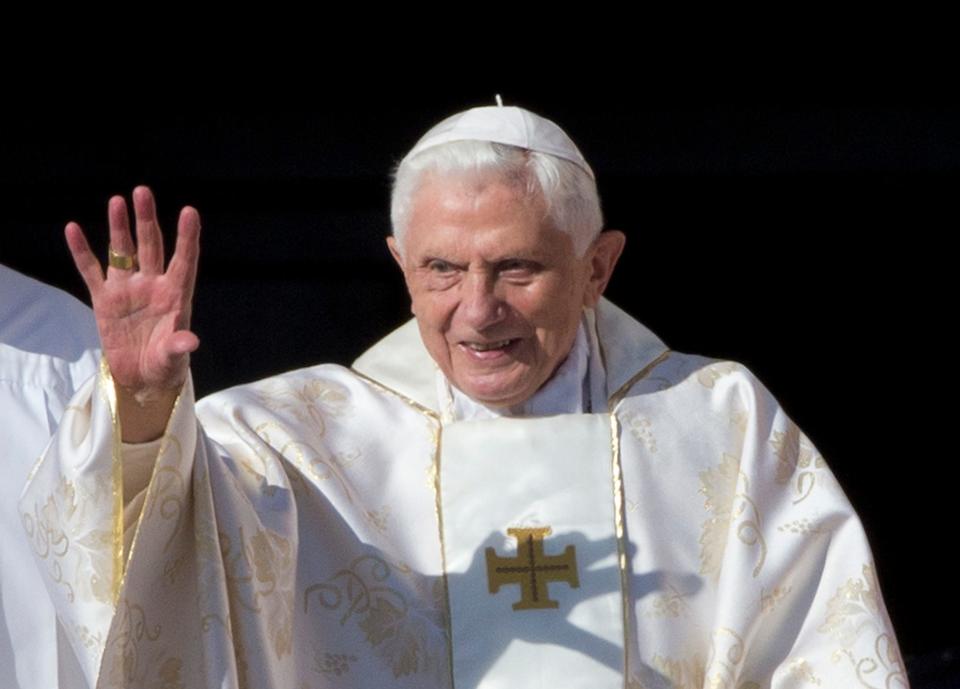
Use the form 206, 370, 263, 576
485, 526, 579, 610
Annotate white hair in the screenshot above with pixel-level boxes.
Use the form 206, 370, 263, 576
390, 140, 603, 257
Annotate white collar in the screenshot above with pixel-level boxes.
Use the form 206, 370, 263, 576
352, 298, 669, 414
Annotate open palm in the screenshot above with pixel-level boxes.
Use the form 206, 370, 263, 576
66, 186, 200, 393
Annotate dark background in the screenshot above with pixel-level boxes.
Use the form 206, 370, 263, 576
3, 92, 955, 682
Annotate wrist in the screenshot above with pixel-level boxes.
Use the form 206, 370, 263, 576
115, 382, 182, 443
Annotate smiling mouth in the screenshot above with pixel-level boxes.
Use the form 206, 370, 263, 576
459, 338, 520, 359
463, 339, 516, 351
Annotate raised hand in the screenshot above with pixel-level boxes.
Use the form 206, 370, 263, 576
66, 186, 200, 441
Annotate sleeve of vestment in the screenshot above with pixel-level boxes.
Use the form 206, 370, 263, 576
623, 358, 909, 689
17, 362, 448, 689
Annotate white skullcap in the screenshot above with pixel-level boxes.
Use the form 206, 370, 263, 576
401, 104, 595, 180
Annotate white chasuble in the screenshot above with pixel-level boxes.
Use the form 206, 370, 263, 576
441, 415, 624, 688
19, 299, 910, 689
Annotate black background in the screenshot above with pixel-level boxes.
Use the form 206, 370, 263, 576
3, 80, 955, 678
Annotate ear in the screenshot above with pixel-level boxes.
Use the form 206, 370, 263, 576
386, 235, 405, 273
387, 235, 419, 316
582, 230, 626, 308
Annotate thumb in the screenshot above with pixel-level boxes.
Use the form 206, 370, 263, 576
168, 330, 200, 355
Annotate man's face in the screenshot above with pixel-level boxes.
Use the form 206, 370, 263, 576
389, 173, 623, 408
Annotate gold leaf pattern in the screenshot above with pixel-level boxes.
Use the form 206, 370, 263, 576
629, 631, 759, 689
778, 518, 826, 536
365, 506, 391, 534
314, 651, 358, 676
788, 657, 822, 685
771, 423, 828, 504
141, 435, 187, 554
220, 526, 296, 660
257, 379, 351, 437
304, 555, 446, 680
22, 475, 114, 604
646, 584, 690, 619
101, 598, 163, 687
730, 410, 749, 435
153, 656, 185, 689
818, 564, 882, 647
760, 585, 792, 614
254, 420, 360, 504
651, 652, 707, 689
72, 623, 105, 652
622, 412, 658, 453
697, 362, 740, 389
699, 454, 768, 579
818, 564, 908, 689
706, 627, 744, 688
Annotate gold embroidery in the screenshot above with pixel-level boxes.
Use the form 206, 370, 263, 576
699, 453, 768, 579
621, 411, 658, 453
140, 437, 186, 555
819, 564, 883, 646
771, 422, 828, 504
608, 350, 672, 409
343, 370, 454, 686
625, 644, 760, 689
696, 362, 740, 389
633, 651, 762, 689
154, 656, 185, 689
254, 420, 359, 504
365, 506, 391, 533
818, 564, 908, 689
23, 474, 114, 604
162, 552, 188, 585
101, 356, 125, 606
314, 651, 358, 676
220, 525, 295, 660
760, 585, 792, 614
646, 583, 690, 618
485, 527, 580, 610
304, 554, 446, 680
778, 518, 826, 536
101, 598, 162, 687
257, 378, 351, 437
73, 623, 105, 652
730, 410, 749, 435
788, 658, 822, 685
703, 627, 761, 689
649, 652, 707, 689
611, 412, 632, 679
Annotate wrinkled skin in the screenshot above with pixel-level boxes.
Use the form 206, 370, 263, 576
66, 186, 200, 441
389, 174, 624, 408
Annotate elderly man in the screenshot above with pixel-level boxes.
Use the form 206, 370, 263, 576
21, 106, 907, 689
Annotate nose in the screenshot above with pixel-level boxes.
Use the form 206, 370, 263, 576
461, 271, 506, 331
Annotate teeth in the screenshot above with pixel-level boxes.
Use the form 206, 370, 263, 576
466, 339, 513, 351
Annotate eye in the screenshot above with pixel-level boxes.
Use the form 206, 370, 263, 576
498, 259, 540, 277
427, 259, 456, 273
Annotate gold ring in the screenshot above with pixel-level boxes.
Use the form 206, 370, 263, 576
108, 248, 138, 271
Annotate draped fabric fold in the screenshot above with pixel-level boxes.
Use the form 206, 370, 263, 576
19, 301, 908, 688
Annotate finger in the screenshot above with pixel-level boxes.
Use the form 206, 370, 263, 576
167, 205, 201, 303
65, 222, 104, 297
158, 330, 200, 383
107, 195, 136, 276
167, 330, 200, 355
133, 185, 164, 274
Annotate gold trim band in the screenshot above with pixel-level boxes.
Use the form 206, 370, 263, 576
610, 413, 631, 684
607, 350, 672, 411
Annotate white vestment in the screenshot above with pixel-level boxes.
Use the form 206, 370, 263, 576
1, 265, 101, 689
19, 298, 908, 689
